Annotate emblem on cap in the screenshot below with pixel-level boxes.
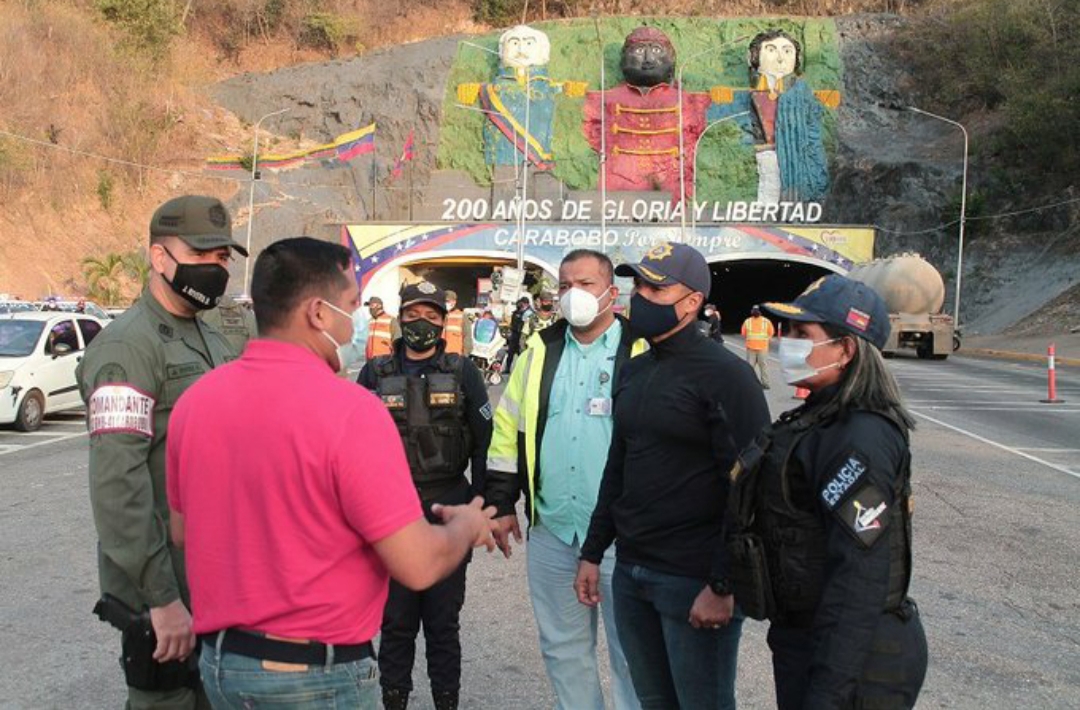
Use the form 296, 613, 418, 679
800, 277, 826, 297
208, 204, 228, 229
766, 302, 803, 315
638, 265, 667, 283
645, 243, 674, 261
418, 281, 437, 294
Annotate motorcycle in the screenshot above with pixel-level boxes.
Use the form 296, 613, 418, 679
470, 315, 507, 386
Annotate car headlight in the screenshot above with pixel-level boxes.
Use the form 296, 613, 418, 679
0, 371, 13, 389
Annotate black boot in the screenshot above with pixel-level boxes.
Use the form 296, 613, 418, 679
382, 687, 409, 710
431, 689, 459, 710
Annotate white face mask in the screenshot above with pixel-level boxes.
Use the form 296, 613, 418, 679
321, 300, 365, 372
559, 286, 613, 329
778, 336, 842, 386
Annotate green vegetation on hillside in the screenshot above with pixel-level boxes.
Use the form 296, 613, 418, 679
896, 0, 1080, 191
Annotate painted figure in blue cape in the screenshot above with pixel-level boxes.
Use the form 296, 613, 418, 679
710, 29, 841, 204
458, 25, 586, 171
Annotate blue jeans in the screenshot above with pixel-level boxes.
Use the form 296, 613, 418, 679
612, 561, 744, 710
527, 525, 640, 710
199, 634, 380, 709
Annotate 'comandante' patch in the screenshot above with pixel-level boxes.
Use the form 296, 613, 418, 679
820, 452, 868, 509
88, 384, 155, 438
835, 482, 889, 548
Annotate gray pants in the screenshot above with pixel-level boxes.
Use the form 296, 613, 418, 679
746, 349, 770, 388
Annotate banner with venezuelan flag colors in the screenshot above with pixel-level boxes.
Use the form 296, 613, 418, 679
206, 124, 376, 172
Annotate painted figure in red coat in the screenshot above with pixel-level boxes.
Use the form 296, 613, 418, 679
584, 27, 710, 201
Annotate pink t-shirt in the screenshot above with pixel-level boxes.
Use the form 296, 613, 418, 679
167, 339, 422, 644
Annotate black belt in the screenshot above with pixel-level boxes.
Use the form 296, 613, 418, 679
199, 629, 374, 666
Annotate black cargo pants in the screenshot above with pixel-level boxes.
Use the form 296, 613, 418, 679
767, 599, 928, 709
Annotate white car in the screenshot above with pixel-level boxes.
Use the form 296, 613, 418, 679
0, 312, 107, 431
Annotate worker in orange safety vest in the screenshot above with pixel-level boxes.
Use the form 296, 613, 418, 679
365, 296, 399, 360
741, 304, 775, 389
442, 290, 473, 356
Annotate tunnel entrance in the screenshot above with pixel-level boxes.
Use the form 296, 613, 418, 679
707, 259, 839, 333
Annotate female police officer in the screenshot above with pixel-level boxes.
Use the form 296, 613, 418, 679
725, 274, 927, 709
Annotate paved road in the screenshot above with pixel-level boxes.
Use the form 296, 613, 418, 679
1, 350, 1077, 709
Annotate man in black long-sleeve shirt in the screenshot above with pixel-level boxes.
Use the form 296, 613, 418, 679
575, 242, 770, 710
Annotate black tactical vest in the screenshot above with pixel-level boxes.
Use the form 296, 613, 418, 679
373, 352, 473, 501
727, 400, 913, 624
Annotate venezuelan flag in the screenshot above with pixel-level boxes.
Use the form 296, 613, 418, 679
335, 124, 376, 161
204, 123, 376, 171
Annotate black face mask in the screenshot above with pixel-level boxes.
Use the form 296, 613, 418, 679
161, 247, 229, 311
629, 291, 691, 340
401, 318, 443, 352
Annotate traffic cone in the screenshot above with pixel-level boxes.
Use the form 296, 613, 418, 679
793, 386, 810, 400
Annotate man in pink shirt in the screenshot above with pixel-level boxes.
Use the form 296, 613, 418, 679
167, 237, 495, 708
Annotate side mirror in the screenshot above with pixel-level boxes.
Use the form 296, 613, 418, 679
52, 342, 73, 357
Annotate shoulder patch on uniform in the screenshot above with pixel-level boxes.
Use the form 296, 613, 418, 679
479, 402, 493, 420
88, 384, 155, 438
820, 451, 868, 509
94, 362, 128, 386
835, 482, 889, 548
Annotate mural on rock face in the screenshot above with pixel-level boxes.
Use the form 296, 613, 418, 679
583, 27, 710, 200
456, 25, 586, 170
710, 29, 841, 204
438, 18, 843, 208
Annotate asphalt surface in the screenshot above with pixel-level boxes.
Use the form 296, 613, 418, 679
1, 348, 1078, 709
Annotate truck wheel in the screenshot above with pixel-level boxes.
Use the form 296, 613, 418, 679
953, 334, 962, 352
15, 390, 45, 432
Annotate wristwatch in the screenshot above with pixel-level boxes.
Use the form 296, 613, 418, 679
708, 577, 733, 596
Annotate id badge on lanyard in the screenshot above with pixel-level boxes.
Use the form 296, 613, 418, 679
588, 368, 613, 417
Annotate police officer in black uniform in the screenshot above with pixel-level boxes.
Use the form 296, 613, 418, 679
358, 281, 493, 710
725, 274, 928, 709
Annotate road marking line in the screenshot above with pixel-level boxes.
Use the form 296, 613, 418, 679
0, 431, 86, 456
906, 400, 1070, 405
911, 406, 1080, 412
1013, 447, 1080, 453
911, 409, 1080, 481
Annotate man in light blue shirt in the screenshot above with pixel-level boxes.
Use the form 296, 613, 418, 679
486, 250, 641, 710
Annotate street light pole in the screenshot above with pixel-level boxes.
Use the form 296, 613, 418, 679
906, 106, 968, 329
243, 107, 290, 296
690, 111, 750, 233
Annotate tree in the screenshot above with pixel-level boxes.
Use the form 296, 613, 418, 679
82, 250, 149, 306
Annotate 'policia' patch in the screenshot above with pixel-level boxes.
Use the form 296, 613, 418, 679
835, 482, 889, 548
820, 452, 868, 509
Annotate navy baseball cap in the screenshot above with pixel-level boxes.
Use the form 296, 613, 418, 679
763, 274, 890, 350
615, 242, 711, 298
399, 281, 447, 315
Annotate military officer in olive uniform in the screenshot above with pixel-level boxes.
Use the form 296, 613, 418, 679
200, 294, 257, 354
77, 195, 246, 710
357, 281, 493, 710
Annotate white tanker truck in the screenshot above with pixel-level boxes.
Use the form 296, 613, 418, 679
848, 254, 959, 360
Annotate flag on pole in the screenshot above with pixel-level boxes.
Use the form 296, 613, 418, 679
388, 129, 415, 182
